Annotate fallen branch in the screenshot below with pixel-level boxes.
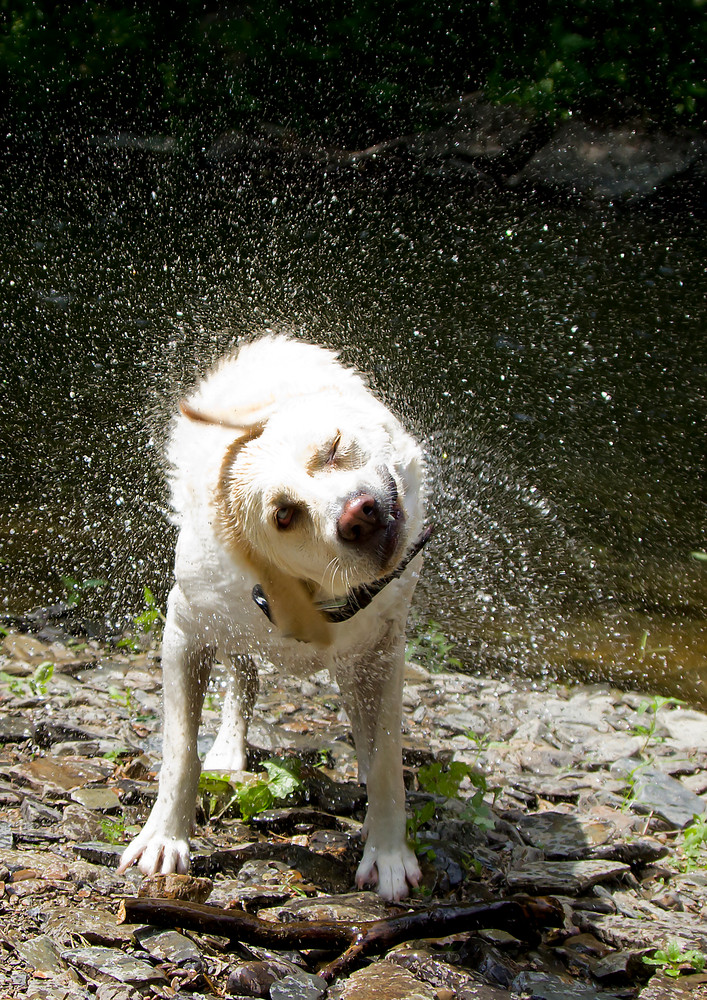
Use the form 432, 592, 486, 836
119, 894, 564, 982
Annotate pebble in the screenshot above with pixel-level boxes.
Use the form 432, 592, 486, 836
269, 971, 328, 1000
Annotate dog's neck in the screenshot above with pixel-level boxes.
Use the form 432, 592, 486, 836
252, 524, 433, 629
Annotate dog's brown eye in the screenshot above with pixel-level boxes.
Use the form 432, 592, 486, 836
275, 506, 295, 529
325, 431, 342, 466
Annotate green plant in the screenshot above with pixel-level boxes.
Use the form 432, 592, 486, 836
642, 940, 706, 977
464, 729, 503, 762
60, 575, 107, 608
99, 816, 127, 845
418, 759, 496, 831
0, 660, 54, 698
620, 760, 649, 813
631, 694, 684, 752
638, 632, 673, 660
133, 587, 167, 634
418, 760, 473, 799
406, 799, 437, 859
118, 587, 167, 651
108, 686, 135, 712
199, 758, 304, 823
406, 620, 461, 673
28, 660, 54, 696
679, 813, 707, 871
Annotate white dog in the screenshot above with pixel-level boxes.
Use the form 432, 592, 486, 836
118, 335, 429, 901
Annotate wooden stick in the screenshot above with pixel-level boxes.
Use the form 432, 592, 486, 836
119, 895, 564, 982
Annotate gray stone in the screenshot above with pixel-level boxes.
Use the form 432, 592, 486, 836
134, 927, 202, 968
518, 812, 615, 857
661, 708, 707, 751
45, 906, 140, 948
61, 946, 166, 985
70, 786, 122, 812
15, 935, 65, 973
386, 949, 506, 998
0, 714, 33, 742
506, 859, 629, 894
61, 803, 106, 841
269, 971, 328, 1000
611, 760, 706, 828
513, 970, 622, 998
262, 890, 392, 923
226, 959, 302, 997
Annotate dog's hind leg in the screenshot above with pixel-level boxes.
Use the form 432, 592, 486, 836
203, 655, 258, 774
118, 587, 213, 876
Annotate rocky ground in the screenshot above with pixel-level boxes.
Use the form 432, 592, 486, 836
1, 625, 707, 1000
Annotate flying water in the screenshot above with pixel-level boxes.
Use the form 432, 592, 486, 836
0, 160, 705, 702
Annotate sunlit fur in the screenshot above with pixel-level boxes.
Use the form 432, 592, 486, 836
118, 334, 427, 901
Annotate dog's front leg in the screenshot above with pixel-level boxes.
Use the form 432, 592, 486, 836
118, 590, 213, 876
338, 637, 421, 901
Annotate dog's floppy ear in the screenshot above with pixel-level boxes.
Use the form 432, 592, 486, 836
256, 562, 333, 647
180, 398, 276, 429
212, 419, 333, 648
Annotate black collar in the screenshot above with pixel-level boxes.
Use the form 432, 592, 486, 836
252, 524, 433, 626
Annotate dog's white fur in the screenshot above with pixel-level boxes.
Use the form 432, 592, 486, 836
118, 335, 426, 900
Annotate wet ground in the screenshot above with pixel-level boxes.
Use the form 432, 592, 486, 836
1, 625, 707, 999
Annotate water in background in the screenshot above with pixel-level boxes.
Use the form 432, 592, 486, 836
1, 156, 705, 702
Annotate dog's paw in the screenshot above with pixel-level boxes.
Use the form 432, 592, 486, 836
202, 743, 247, 774
355, 842, 422, 901
117, 829, 191, 877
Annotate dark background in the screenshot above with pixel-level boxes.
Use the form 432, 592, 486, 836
0, 1, 704, 148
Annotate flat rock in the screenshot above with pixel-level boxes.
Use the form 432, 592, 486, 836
611, 760, 706, 828
387, 948, 508, 998
329, 960, 437, 999
506, 859, 629, 894
2, 633, 53, 663
15, 935, 65, 974
70, 786, 122, 811
261, 890, 393, 923
0, 714, 33, 742
512, 970, 621, 999
661, 709, 707, 751
579, 910, 707, 953
45, 906, 141, 948
269, 971, 328, 999
518, 812, 615, 856
134, 926, 202, 967
61, 946, 166, 985
20, 757, 111, 793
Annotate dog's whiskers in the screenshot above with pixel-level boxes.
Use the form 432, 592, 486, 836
321, 556, 341, 594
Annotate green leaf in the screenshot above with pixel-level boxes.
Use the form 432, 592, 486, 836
263, 759, 302, 799
237, 782, 273, 822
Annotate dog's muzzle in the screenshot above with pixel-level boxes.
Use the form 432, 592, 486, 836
251, 524, 434, 627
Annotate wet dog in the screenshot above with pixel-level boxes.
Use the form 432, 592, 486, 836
118, 335, 429, 900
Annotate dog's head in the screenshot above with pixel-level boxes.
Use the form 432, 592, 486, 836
181, 349, 424, 645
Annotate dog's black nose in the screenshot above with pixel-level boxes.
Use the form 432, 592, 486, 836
337, 493, 383, 543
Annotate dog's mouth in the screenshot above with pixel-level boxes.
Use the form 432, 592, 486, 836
252, 523, 433, 628
376, 500, 405, 571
